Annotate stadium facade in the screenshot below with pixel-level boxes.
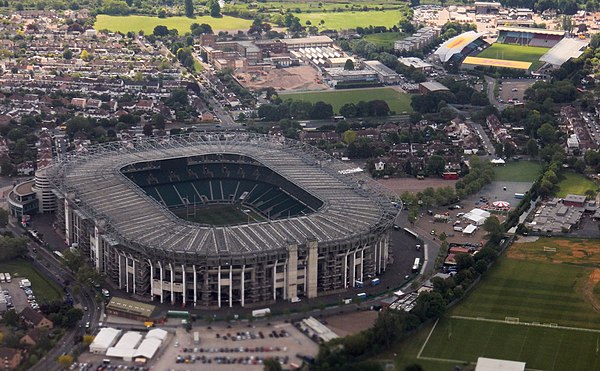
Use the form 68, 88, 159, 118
47, 133, 398, 308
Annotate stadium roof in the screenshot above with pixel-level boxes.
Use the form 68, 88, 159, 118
48, 133, 397, 257
539, 38, 588, 67
497, 26, 565, 36
434, 31, 484, 63
106, 297, 155, 318
462, 56, 532, 70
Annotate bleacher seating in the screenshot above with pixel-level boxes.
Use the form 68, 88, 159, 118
125, 157, 317, 221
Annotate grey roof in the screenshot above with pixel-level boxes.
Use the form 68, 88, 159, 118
48, 133, 397, 257
540, 38, 588, 67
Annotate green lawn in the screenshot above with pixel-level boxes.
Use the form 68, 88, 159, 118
452, 258, 600, 329
493, 161, 542, 182
280, 88, 412, 115
2, 259, 63, 303
95, 15, 253, 34
476, 43, 550, 70
376, 251, 600, 370
556, 172, 599, 198
364, 32, 406, 48
297, 10, 406, 30
420, 317, 600, 371
226, 1, 407, 14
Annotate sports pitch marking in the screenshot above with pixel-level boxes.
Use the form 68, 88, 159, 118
449, 315, 600, 333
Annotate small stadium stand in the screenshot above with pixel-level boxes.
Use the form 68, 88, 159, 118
434, 31, 486, 63
539, 38, 589, 68
496, 26, 565, 48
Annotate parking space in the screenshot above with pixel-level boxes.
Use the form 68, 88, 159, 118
153, 323, 318, 370
2, 279, 35, 313
497, 79, 536, 104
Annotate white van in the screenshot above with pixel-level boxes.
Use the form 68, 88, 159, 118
453, 226, 463, 232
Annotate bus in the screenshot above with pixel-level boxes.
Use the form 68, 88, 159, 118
252, 308, 271, 318
53, 250, 65, 260
412, 258, 421, 273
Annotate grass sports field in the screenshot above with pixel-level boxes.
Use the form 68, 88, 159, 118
297, 10, 405, 30
3, 259, 63, 302
381, 238, 600, 370
172, 204, 264, 226
95, 15, 253, 34
476, 43, 550, 70
280, 88, 412, 114
364, 32, 406, 48
556, 171, 598, 197
493, 161, 542, 182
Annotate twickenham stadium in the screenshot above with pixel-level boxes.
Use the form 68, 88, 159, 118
47, 133, 399, 308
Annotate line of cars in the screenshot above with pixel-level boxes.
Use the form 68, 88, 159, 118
20, 281, 39, 310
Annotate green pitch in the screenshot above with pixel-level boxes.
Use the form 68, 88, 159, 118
476, 43, 550, 70
280, 88, 412, 115
493, 161, 542, 182
421, 317, 600, 370
297, 10, 406, 30
95, 15, 253, 34
172, 204, 265, 226
364, 32, 406, 48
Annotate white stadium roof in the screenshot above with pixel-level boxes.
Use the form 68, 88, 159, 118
540, 38, 589, 67
434, 31, 484, 63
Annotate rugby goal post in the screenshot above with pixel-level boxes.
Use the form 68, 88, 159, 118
505, 317, 520, 324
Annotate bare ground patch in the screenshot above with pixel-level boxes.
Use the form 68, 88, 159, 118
324, 310, 379, 338
237, 66, 328, 91
506, 238, 600, 265
581, 269, 600, 312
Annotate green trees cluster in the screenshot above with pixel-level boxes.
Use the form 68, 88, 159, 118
339, 100, 390, 118
257, 100, 334, 121
455, 156, 495, 198
206, 0, 221, 17
0, 234, 28, 262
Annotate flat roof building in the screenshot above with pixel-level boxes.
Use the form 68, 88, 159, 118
106, 297, 155, 321
363, 60, 401, 84
398, 57, 433, 71
419, 81, 450, 94
282, 36, 333, 50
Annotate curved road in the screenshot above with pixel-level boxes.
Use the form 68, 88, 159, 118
7, 221, 100, 371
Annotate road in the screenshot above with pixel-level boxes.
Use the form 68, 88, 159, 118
396, 212, 441, 276
7, 219, 100, 371
468, 119, 496, 158
484, 76, 507, 112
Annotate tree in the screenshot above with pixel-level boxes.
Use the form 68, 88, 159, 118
310, 101, 333, 120
153, 25, 169, 37
537, 123, 557, 144
207, 0, 221, 17
80, 49, 92, 62
62, 308, 84, 328
483, 216, 503, 243
57, 355, 74, 368
426, 155, 445, 176
263, 358, 282, 371
143, 124, 154, 137
184, 0, 194, 17
339, 103, 358, 118
2, 309, 19, 326
342, 130, 357, 144
151, 114, 166, 129
344, 59, 354, 71
526, 138, 539, 158
63, 49, 73, 60
83, 335, 95, 346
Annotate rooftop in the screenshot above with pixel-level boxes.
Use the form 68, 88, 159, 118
47, 134, 397, 257
106, 297, 156, 318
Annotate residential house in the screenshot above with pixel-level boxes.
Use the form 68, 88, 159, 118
20, 307, 53, 329
0, 348, 21, 369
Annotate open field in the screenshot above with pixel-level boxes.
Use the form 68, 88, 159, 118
297, 10, 405, 30
420, 317, 600, 370
453, 257, 600, 329
493, 161, 542, 182
556, 171, 598, 197
280, 88, 412, 114
2, 259, 63, 302
476, 43, 550, 70
375, 239, 600, 370
95, 15, 253, 34
226, 1, 407, 14
364, 32, 406, 48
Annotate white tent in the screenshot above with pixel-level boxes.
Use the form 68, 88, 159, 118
134, 338, 162, 359
463, 208, 490, 225
90, 328, 121, 354
146, 328, 168, 342
463, 224, 477, 235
